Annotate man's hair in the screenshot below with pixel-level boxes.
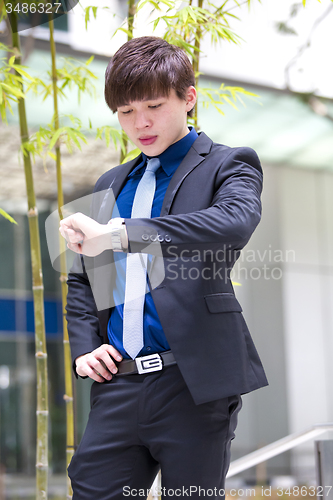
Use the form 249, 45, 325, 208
105, 36, 195, 116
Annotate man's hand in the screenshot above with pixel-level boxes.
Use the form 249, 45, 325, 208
75, 345, 123, 382
59, 212, 112, 257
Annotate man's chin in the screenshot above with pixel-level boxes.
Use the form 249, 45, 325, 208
139, 142, 166, 157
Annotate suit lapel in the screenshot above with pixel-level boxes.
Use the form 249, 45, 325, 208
94, 155, 142, 338
97, 156, 142, 223
111, 158, 141, 200
160, 132, 213, 216
149, 132, 213, 277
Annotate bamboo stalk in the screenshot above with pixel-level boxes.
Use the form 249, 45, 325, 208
119, 0, 136, 164
192, 0, 203, 131
10, 13, 49, 500
48, 17, 75, 499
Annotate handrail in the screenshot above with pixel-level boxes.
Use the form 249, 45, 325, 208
227, 422, 333, 478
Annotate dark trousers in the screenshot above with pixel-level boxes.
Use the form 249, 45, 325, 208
68, 364, 242, 500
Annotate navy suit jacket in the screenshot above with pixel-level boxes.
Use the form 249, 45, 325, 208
66, 131, 268, 405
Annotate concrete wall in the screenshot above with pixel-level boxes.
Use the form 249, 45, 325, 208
231, 163, 333, 483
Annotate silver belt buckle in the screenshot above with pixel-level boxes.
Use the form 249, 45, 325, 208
135, 353, 163, 374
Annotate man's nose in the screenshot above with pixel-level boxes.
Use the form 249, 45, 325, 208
135, 111, 151, 129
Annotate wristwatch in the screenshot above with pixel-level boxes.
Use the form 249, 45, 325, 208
107, 217, 128, 252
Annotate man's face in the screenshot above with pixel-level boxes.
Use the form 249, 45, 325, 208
117, 87, 197, 157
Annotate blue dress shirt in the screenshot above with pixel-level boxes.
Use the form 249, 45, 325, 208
108, 127, 198, 358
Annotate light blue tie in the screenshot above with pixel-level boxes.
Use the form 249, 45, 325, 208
123, 158, 161, 359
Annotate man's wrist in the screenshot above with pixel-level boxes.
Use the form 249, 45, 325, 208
108, 217, 128, 252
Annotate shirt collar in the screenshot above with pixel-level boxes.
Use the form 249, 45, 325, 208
129, 126, 198, 178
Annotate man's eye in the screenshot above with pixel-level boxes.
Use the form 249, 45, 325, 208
149, 104, 162, 109
121, 110, 132, 115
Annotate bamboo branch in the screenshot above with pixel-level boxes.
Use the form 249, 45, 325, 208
48, 17, 75, 500
192, 0, 203, 131
10, 12, 49, 500
119, 0, 137, 164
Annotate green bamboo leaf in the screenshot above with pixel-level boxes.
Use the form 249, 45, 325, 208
0, 208, 17, 224
84, 6, 91, 30
153, 17, 161, 30
223, 95, 238, 110
111, 129, 125, 153
47, 151, 57, 160
64, 113, 82, 127
96, 126, 126, 152
144, 1, 160, 9
117, 27, 135, 37
0, 43, 11, 52
214, 106, 225, 116
12, 65, 33, 80
0, 82, 25, 98
0, 104, 5, 121
137, 0, 173, 11
105, 127, 110, 147
121, 148, 141, 164
66, 128, 82, 150
48, 128, 64, 150
224, 11, 240, 21
1, 98, 14, 119
85, 55, 94, 66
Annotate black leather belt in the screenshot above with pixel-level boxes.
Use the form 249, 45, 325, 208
116, 350, 176, 376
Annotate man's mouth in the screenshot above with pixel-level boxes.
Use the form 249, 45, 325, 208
139, 136, 157, 146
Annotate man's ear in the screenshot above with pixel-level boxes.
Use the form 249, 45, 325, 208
185, 86, 197, 112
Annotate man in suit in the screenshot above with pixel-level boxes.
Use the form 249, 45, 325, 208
61, 36, 268, 499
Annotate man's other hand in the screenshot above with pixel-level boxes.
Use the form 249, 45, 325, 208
75, 345, 123, 382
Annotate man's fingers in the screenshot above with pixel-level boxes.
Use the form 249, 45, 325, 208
98, 351, 119, 375
102, 344, 123, 362
87, 349, 120, 379
85, 365, 107, 383
89, 347, 122, 376
76, 358, 105, 382
60, 226, 84, 244
77, 357, 112, 382
75, 345, 123, 382
67, 242, 82, 254
68, 228, 85, 244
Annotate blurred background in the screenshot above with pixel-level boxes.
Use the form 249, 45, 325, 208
0, 0, 333, 496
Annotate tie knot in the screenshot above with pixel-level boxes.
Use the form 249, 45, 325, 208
146, 157, 160, 174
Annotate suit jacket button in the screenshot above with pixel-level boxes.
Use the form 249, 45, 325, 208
150, 234, 157, 242
158, 234, 164, 242
142, 234, 149, 241
165, 235, 171, 242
